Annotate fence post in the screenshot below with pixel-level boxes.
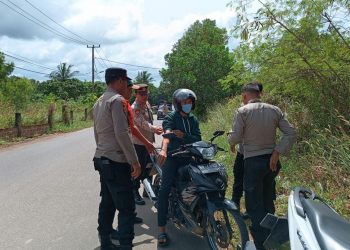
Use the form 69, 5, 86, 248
62, 104, 70, 125
70, 110, 74, 123
48, 104, 55, 129
84, 108, 88, 121
15, 112, 22, 137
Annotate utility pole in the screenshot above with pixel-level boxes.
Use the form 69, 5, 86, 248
87, 44, 100, 85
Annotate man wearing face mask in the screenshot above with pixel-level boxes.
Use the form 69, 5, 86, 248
228, 82, 296, 250
156, 88, 201, 247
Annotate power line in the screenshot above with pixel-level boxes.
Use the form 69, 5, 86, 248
95, 49, 109, 69
6, 0, 86, 44
24, 0, 99, 45
13, 65, 49, 75
3, 52, 56, 71
97, 48, 113, 67
95, 57, 162, 70
2, 50, 92, 78
0, 0, 86, 45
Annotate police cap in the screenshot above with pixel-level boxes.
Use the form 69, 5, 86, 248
242, 82, 263, 93
105, 67, 131, 84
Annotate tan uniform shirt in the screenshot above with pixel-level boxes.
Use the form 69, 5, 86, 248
131, 100, 155, 145
228, 99, 296, 159
93, 88, 138, 164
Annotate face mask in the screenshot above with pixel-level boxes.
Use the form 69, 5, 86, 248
182, 104, 192, 114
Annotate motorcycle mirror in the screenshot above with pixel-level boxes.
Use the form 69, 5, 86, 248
213, 131, 225, 137
210, 131, 225, 143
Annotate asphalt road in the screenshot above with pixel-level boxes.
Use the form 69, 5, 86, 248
0, 118, 210, 250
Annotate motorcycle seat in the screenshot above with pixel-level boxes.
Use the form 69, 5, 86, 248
302, 198, 350, 250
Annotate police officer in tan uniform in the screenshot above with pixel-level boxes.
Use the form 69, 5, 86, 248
232, 83, 263, 215
93, 67, 141, 250
228, 82, 296, 250
131, 84, 163, 205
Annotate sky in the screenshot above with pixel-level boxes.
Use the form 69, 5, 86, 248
0, 0, 243, 86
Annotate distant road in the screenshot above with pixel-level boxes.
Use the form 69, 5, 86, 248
0, 118, 209, 250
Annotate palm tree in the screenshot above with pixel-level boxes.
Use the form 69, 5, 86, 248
134, 71, 154, 85
49, 62, 79, 81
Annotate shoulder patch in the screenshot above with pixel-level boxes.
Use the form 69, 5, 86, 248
122, 100, 129, 113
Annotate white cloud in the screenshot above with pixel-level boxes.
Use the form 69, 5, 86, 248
0, 0, 237, 85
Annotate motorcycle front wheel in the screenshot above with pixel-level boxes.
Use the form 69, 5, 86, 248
205, 208, 249, 250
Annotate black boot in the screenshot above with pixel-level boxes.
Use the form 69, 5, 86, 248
100, 235, 119, 250
134, 190, 145, 205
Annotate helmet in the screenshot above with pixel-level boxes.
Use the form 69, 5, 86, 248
172, 88, 197, 112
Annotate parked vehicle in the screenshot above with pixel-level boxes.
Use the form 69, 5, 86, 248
261, 187, 350, 250
157, 103, 172, 120
143, 131, 249, 250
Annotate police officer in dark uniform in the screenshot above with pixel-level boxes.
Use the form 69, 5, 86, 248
93, 67, 141, 250
228, 83, 296, 249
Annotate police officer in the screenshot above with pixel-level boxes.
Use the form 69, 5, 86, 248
93, 67, 141, 250
156, 89, 201, 247
131, 84, 163, 205
228, 83, 296, 250
232, 83, 263, 214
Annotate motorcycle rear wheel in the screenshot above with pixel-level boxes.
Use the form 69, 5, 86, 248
205, 208, 249, 250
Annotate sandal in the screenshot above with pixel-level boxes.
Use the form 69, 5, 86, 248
157, 232, 170, 247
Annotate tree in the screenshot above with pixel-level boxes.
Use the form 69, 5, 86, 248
133, 71, 160, 105
49, 62, 79, 81
160, 19, 232, 116
37, 79, 104, 101
226, 0, 350, 134
0, 52, 14, 80
0, 77, 34, 112
134, 71, 154, 85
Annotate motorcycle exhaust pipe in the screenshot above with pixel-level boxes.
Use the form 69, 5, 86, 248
143, 178, 158, 202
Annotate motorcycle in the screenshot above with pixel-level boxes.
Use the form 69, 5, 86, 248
261, 187, 350, 250
142, 130, 249, 250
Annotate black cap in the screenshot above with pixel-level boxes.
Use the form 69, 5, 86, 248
242, 82, 263, 93
105, 67, 131, 84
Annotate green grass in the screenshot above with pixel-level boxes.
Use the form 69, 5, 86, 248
0, 100, 93, 146
200, 97, 350, 220
51, 120, 93, 133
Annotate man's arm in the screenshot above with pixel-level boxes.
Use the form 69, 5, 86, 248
93, 121, 99, 145
133, 107, 156, 133
131, 125, 156, 153
228, 110, 244, 147
274, 111, 297, 155
157, 113, 175, 166
93, 105, 99, 145
110, 99, 139, 165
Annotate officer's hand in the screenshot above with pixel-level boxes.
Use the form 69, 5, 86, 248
230, 144, 236, 154
157, 149, 167, 167
154, 126, 163, 135
173, 130, 184, 139
131, 162, 141, 179
145, 142, 156, 155
270, 150, 280, 172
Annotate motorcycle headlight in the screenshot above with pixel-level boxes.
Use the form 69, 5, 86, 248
197, 146, 216, 160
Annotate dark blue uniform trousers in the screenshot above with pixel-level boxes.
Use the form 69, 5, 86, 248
97, 158, 135, 247
244, 154, 280, 250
